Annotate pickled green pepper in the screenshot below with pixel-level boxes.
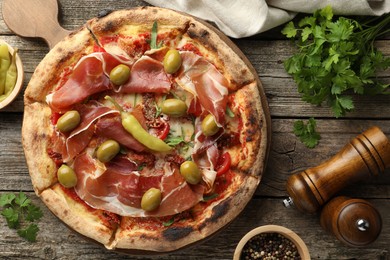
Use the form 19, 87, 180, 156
0, 45, 11, 96
105, 96, 172, 153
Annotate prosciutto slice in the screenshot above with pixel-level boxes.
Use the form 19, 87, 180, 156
47, 52, 132, 112
73, 153, 204, 217
176, 51, 229, 125
52, 103, 119, 163
118, 55, 171, 93
95, 116, 145, 152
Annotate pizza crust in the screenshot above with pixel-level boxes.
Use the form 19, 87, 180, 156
228, 82, 268, 177
22, 102, 56, 193
40, 184, 115, 247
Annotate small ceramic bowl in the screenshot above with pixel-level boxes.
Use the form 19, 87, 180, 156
0, 40, 24, 109
234, 225, 310, 260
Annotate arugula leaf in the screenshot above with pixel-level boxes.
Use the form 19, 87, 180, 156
162, 217, 175, 227
202, 193, 219, 202
165, 135, 185, 146
226, 106, 235, 118
293, 118, 321, 148
149, 21, 163, 49
0, 193, 16, 207
17, 224, 39, 242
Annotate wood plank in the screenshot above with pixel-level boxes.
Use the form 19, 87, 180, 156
0, 194, 388, 259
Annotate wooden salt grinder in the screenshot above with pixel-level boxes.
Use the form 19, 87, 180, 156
320, 196, 382, 247
283, 126, 390, 213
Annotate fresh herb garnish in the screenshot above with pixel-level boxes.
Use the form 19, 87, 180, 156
202, 193, 219, 202
0, 192, 43, 242
226, 106, 235, 118
282, 6, 390, 118
149, 21, 163, 49
165, 135, 185, 146
162, 217, 175, 227
293, 118, 321, 148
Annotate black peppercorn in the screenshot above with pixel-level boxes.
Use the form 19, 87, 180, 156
240, 233, 301, 260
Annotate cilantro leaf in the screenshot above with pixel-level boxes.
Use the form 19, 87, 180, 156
282, 6, 390, 121
281, 22, 297, 38
293, 118, 321, 148
15, 192, 31, 208
1, 207, 19, 228
0, 193, 16, 207
26, 204, 43, 222
17, 224, 39, 242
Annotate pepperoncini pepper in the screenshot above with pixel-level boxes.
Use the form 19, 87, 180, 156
0, 45, 11, 96
105, 96, 172, 152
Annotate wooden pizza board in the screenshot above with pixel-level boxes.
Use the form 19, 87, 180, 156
3, 2, 272, 254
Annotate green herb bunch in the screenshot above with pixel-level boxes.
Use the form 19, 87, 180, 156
282, 6, 390, 118
0, 192, 43, 242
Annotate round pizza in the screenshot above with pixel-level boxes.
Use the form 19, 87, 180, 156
22, 7, 270, 253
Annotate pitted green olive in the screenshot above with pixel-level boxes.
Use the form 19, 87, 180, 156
96, 140, 120, 163
141, 188, 162, 211
163, 49, 182, 74
57, 164, 77, 188
56, 110, 81, 133
180, 161, 201, 185
110, 64, 131, 85
201, 114, 220, 136
161, 99, 187, 117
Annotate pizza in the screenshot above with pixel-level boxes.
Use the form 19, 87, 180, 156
22, 7, 269, 253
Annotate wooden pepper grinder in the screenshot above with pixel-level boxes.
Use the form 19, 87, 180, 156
283, 126, 390, 213
320, 196, 382, 247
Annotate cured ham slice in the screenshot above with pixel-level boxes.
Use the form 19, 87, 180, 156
47, 52, 132, 112
73, 154, 204, 217
118, 56, 171, 94
52, 103, 119, 163
95, 116, 145, 152
176, 51, 229, 125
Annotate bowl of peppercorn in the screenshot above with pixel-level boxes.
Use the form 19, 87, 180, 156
0, 40, 24, 110
233, 225, 310, 260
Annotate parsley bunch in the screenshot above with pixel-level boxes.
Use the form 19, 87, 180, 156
0, 192, 43, 242
282, 6, 390, 117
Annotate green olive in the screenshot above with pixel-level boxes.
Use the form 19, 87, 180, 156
110, 64, 131, 85
161, 98, 187, 117
57, 164, 77, 188
163, 49, 182, 74
141, 188, 162, 211
201, 114, 220, 136
56, 110, 81, 133
96, 140, 120, 163
180, 161, 201, 185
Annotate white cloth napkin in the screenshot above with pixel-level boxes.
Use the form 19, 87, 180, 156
144, 0, 390, 38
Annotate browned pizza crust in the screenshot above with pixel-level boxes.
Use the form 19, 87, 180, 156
228, 82, 269, 176
22, 102, 56, 193
40, 184, 116, 246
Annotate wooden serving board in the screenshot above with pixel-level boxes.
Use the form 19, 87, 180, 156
2, 0, 71, 49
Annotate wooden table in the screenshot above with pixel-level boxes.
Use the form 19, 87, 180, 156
1, 1, 389, 259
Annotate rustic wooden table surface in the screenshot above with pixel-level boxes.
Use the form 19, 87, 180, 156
1, 1, 389, 259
